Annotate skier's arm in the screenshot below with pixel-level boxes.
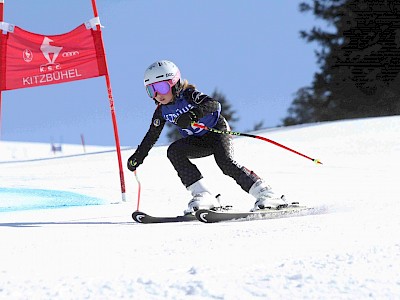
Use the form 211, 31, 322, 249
127, 107, 165, 171
183, 88, 220, 114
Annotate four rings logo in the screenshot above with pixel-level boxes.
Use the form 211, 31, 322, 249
23, 36, 80, 72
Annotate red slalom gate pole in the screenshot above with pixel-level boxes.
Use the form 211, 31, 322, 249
0, 0, 4, 141
193, 123, 323, 165
91, 0, 126, 201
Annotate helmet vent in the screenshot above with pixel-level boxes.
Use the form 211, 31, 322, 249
156, 75, 164, 79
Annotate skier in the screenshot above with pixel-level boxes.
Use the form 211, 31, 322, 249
127, 60, 288, 214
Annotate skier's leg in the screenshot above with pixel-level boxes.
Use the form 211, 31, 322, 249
167, 136, 213, 187
212, 119, 287, 210
213, 132, 259, 192
167, 136, 220, 213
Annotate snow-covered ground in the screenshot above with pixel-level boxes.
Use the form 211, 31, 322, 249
0, 116, 399, 299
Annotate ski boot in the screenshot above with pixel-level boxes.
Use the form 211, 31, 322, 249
249, 179, 288, 211
184, 179, 220, 215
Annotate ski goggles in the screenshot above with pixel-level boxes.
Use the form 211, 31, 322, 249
145, 80, 173, 98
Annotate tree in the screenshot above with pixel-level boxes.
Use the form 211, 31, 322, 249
211, 89, 239, 129
166, 88, 239, 142
251, 120, 265, 131
283, 0, 400, 126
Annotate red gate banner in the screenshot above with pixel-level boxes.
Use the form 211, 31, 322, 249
0, 23, 107, 91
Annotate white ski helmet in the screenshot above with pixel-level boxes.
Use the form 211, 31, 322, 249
144, 60, 182, 96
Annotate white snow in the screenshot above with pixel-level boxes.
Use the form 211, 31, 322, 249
1, 116, 400, 299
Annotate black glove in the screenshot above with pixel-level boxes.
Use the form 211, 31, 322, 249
175, 107, 204, 129
127, 152, 143, 172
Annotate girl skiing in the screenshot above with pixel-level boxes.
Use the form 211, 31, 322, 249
127, 60, 288, 214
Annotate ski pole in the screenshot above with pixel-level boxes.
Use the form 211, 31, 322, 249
192, 122, 322, 165
134, 170, 142, 211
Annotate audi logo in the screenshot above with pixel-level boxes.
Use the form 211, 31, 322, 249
62, 51, 80, 57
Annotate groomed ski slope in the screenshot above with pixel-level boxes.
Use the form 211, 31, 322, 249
0, 116, 399, 299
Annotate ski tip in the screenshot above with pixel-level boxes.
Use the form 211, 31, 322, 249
132, 211, 147, 223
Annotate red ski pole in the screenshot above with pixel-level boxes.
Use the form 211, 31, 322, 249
193, 123, 322, 165
134, 170, 142, 211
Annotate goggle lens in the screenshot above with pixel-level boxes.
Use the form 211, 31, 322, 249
146, 81, 171, 98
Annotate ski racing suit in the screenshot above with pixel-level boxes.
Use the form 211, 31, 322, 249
130, 88, 260, 192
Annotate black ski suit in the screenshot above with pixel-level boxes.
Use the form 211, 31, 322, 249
128, 88, 260, 192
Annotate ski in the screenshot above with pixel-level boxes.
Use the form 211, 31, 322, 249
195, 205, 314, 223
132, 211, 196, 224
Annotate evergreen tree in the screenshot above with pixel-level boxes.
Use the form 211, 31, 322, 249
251, 120, 265, 131
211, 89, 239, 129
283, 0, 400, 126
